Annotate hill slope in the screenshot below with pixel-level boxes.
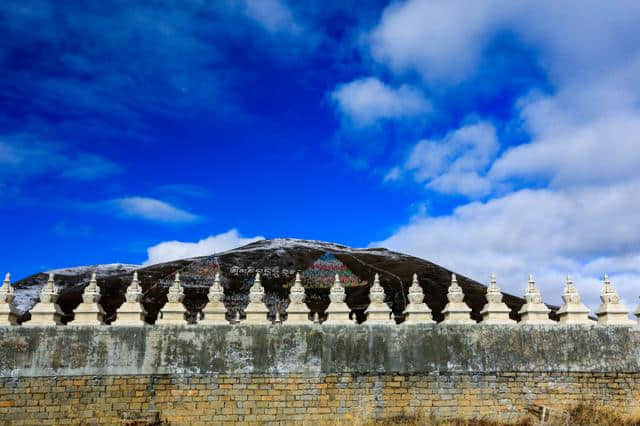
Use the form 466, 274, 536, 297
12, 238, 552, 323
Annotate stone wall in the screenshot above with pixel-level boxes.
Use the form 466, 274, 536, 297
1, 325, 640, 423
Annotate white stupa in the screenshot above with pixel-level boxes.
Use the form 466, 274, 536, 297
72, 273, 106, 325
517, 275, 553, 324
441, 273, 474, 324
364, 273, 394, 324
200, 272, 228, 324
557, 276, 592, 324
323, 274, 353, 325
479, 274, 515, 324
402, 273, 434, 324
595, 274, 633, 325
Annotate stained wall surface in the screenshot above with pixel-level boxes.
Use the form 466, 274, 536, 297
1, 325, 639, 423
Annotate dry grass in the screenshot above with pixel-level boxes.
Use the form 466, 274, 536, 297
562, 404, 640, 426
133, 405, 640, 425
346, 404, 640, 426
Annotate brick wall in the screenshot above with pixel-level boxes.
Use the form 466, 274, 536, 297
1, 372, 639, 424
1, 324, 640, 423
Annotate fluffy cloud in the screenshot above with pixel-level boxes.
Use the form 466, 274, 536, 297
372, 180, 640, 310
330, 77, 431, 126
369, 1, 640, 85
110, 197, 200, 223
368, 0, 640, 315
392, 122, 497, 197
370, 0, 505, 82
144, 229, 264, 265
241, 0, 301, 34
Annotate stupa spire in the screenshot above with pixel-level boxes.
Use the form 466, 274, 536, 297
285, 272, 311, 324
201, 272, 228, 324
518, 274, 552, 324
402, 273, 434, 324
112, 271, 147, 326
595, 274, 633, 324
364, 273, 394, 324
479, 274, 515, 324
557, 275, 591, 324
29, 273, 63, 325
157, 272, 188, 325
243, 273, 269, 324
323, 273, 353, 325
72, 272, 105, 325
441, 273, 474, 324
0, 272, 18, 325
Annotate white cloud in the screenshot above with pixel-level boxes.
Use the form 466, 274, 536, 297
368, 2, 640, 316
488, 90, 640, 189
396, 122, 497, 197
370, 0, 506, 82
331, 77, 431, 126
144, 229, 264, 265
427, 172, 491, 197
372, 180, 640, 311
369, 1, 640, 85
241, 0, 301, 34
110, 197, 200, 223
367, 0, 640, 192
384, 166, 402, 182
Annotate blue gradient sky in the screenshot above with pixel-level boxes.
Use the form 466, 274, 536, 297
2, 1, 640, 308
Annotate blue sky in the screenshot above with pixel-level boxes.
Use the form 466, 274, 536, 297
2, 0, 640, 308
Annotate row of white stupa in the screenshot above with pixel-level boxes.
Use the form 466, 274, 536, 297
0, 270, 637, 326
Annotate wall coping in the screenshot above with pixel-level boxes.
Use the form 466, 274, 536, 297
1, 324, 639, 378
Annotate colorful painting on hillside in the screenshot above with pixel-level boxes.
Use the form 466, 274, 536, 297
162, 256, 221, 288
297, 253, 366, 289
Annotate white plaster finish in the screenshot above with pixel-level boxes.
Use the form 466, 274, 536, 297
72, 273, 106, 325
595, 274, 633, 325
28, 273, 64, 326
242, 273, 269, 324
480, 274, 515, 324
157, 272, 188, 325
557, 276, 592, 324
0, 273, 18, 326
112, 272, 147, 326
200, 272, 228, 325
441, 274, 474, 324
403, 273, 434, 324
323, 274, 353, 325
518, 275, 553, 324
365, 274, 394, 324
284, 273, 310, 324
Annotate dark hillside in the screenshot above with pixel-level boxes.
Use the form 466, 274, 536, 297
11, 238, 556, 324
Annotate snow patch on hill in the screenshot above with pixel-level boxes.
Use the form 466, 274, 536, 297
12, 284, 43, 314
47, 263, 139, 276
222, 238, 400, 258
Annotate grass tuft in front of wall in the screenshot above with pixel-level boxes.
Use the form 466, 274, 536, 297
348, 404, 640, 426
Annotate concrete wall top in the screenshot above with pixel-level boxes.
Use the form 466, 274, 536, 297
0, 324, 639, 378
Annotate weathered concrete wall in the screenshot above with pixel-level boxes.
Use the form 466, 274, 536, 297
1, 325, 640, 423
1, 324, 639, 377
